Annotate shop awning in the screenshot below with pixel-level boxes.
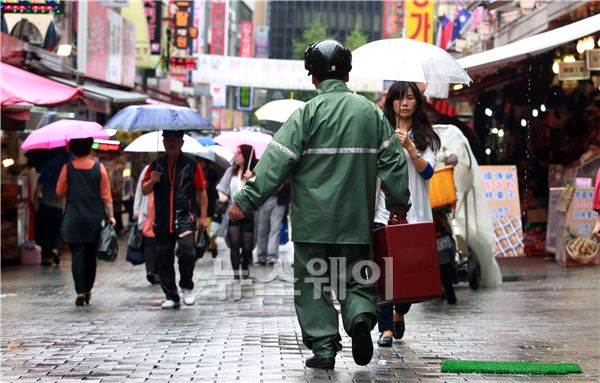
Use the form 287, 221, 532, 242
0, 62, 82, 106
49, 77, 147, 104
457, 14, 600, 75
146, 98, 187, 107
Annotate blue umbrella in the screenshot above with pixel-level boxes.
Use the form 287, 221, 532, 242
196, 136, 215, 146
104, 104, 212, 132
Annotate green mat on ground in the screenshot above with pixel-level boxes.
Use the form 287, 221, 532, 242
441, 360, 582, 375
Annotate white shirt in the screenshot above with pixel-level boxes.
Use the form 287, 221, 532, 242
374, 140, 437, 225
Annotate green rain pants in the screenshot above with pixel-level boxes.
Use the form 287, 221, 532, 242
293, 242, 378, 357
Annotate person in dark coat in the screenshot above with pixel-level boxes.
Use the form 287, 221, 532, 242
56, 138, 115, 306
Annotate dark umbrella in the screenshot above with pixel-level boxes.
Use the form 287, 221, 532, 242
43, 21, 58, 50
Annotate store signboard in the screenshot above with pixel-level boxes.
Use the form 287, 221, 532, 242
586, 49, 600, 71
383, 0, 399, 39
107, 10, 124, 84
480, 165, 524, 257
193, 0, 205, 54
144, 0, 162, 55
255, 26, 269, 58
405, 0, 433, 43
239, 20, 254, 58
210, 0, 227, 55
210, 83, 226, 108
558, 61, 590, 81
122, 19, 136, 87
0, 0, 64, 14
236, 86, 253, 111
86, 2, 109, 82
555, 187, 600, 267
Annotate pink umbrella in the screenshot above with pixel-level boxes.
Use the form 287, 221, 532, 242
21, 119, 110, 151
213, 130, 273, 159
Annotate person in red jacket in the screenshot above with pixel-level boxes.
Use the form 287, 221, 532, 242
592, 168, 600, 241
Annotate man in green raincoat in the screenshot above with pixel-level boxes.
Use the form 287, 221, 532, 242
229, 40, 410, 369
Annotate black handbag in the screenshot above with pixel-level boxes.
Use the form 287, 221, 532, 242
126, 245, 145, 265
97, 219, 118, 262
128, 221, 143, 250
195, 230, 209, 259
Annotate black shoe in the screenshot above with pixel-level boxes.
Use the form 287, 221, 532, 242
41, 258, 53, 266
146, 273, 155, 284
392, 319, 405, 340
351, 314, 373, 366
75, 295, 85, 306
211, 249, 218, 258
305, 356, 335, 369
84, 292, 91, 305
52, 252, 60, 266
377, 334, 393, 347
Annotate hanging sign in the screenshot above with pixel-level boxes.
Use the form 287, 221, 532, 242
405, 0, 433, 43
558, 61, 590, 81
586, 49, 600, 71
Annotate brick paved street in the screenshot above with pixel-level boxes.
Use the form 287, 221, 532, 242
1, 237, 599, 382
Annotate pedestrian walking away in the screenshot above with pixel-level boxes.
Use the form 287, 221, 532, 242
375, 81, 443, 348
256, 181, 290, 265
141, 130, 208, 309
133, 164, 159, 285
56, 137, 116, 306
216, 145, 258, 281
229, 39, 411, 369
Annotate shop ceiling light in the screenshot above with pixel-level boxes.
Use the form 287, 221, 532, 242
484, 108, 493, 117
552, 60, 560, 74
563, 55, 576, 63
491, 128, 498, 134
498, 129, 505, 138
540, 104, 546, 112
485, 148, 491, 155
576, 36, 595, 54
56, 44, 72, 57
521, 119, 527, 127
2, 159, 15, 168
532, 109, 539, 117
452, 84, 464, 91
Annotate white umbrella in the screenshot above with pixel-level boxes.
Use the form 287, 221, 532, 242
351, 38, 472, 85
124, 131, 215, 162
255, 99, 306, 123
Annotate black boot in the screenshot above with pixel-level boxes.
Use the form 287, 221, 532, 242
305, 356, 335, 369
351, 314, 373, 366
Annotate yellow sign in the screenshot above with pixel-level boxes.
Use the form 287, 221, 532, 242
405, 0, 433, 43
121, 0, 152, 69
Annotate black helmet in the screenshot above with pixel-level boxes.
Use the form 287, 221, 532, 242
304, 40, 352, 76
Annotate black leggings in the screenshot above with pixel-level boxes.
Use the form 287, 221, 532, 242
70, 242, 97, 294
228, 215, 253, 278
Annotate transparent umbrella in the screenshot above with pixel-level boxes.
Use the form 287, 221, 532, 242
124, 131, 214, 162
351, 38, 472, 85
255, 99, 306, 123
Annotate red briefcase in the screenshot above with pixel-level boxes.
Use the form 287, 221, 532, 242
373, 221, 442, 305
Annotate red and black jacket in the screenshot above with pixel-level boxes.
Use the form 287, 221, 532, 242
151, 154, 199, 234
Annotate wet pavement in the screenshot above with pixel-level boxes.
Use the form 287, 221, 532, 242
1, 237, 599, 382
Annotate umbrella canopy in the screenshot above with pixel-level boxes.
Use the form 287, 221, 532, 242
21, 119, 109, 151
124, 131, 214, 162
351, 38, 472, 85
213, 130, 272, 159
104, 104, 212, 133
255, 99, 306, 123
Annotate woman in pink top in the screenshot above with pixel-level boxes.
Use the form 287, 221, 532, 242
56, 138, 115, 306
592, 168, 600, 241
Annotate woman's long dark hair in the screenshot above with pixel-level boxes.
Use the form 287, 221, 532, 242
383, 81, 440, 152
232, 144, 258, 175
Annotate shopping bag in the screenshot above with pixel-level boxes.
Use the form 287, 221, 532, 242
127, 221, 143, 250
97, 219, 118, 262
126, 245, 145, 265
279, 223, 289, 245
373, 221, 442, 305
195, 230, 209, 259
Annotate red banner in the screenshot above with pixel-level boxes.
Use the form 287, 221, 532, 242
210, 0, 226, 55
239, 20, 253, 58
382, 0, 397, 39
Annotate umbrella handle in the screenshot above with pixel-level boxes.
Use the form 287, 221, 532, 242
246, 147, 254, 172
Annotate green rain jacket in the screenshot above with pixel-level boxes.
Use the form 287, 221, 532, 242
234, 79, 410, 244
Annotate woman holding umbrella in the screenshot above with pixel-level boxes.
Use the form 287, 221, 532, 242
216, 144, 258, 281
375, 81, 441, 346
56, 137, 115, 306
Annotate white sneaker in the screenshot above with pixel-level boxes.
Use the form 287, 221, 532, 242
161, 299, 180, 309
182, 289, 195, 305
